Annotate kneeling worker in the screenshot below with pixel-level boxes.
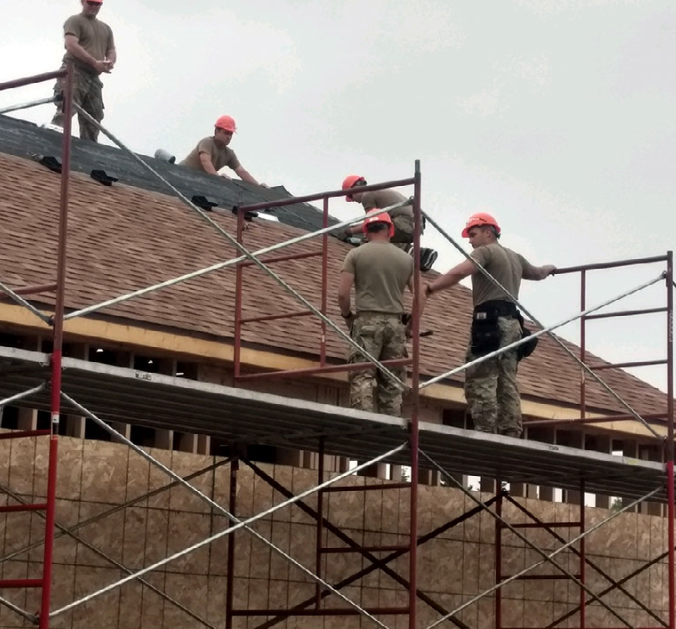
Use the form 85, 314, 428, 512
337, 213, 414, 417
342, 175, 414, 247
421, 212, 556, 437
180, 115, 266, 186
341, 175, 437, 271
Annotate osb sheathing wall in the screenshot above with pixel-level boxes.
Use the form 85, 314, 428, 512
0, 435, 669, 629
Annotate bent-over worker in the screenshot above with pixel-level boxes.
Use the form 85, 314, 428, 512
180, 115, 267, 186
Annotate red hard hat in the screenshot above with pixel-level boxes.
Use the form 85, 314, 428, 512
362, 212, 395, 238
342, 175, 366, 202
461, 212, 501, 238
215, 115, 237, 133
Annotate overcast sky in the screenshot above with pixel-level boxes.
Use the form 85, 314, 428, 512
1, 0, 674, 395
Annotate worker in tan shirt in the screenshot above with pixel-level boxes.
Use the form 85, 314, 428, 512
180, 116, 267, 186
338, 213, 414, 417
340, 174, 437, 272
341, 175, 415, 247
50, 0, 116, 142
421, 212, 555, 438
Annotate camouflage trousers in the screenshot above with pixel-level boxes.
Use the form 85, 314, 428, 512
464, 316, 523, 437
348, 313, 407, 417
391, 214, 414, 249
52, 64, 104, 142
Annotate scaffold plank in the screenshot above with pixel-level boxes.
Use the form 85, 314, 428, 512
0, 345, 666, 501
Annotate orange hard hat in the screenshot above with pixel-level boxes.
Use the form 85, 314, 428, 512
342, 175, 366, 202
215, 115, 237, 133
461, 212, 501, 238
362, 212, 395, 238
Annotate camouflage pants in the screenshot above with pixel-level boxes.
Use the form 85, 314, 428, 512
348, 314, 407, 416
52, 65, 104, 142
391, 214, 414, 249
464, 316, 523, 437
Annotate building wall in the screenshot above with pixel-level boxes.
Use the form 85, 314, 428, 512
0, 434, 669, 629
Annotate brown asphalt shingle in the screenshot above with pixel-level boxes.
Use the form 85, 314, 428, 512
0, 153, 669, 417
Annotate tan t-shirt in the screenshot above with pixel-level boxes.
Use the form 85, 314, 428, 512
470, 244, 534, 307
342, 242, 414, 314
360, 189, 413, 220
179, 137, 241, 172
62, 14, 115, 75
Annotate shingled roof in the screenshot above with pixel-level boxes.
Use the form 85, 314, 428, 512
0, 116, 339, 233
0, 122, 669, 420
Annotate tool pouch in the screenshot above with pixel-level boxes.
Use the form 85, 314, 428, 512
515, 312, 538, 361
470, 310, 501, 356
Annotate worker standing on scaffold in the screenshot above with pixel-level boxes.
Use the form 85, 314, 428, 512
341, 175, 437, 272
337, 213, 414, 417
50, 0, 116, 142
421, 213, 556, 437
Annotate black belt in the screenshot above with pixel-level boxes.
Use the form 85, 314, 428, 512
474, 299, 518, 319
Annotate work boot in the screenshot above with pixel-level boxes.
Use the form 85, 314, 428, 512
500, 429, 522, 439
420, 247, 438, 272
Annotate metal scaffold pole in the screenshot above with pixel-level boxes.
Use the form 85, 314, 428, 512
666, 250, 675, 629
408, 159, 422, 629
39, 61, 74, 629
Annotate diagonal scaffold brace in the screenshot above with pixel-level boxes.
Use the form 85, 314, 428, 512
69, 105, 410, 391
420, 449, 662, 629
53, 391, 405, 629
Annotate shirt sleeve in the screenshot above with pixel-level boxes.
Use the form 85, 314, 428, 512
227, 149, 241, 171
517, 253, 539, 279
197, 137, 214, 155
342, 250, 357, 274
470, 245, 492, 268
63, 16, 83, 38
106, 25, 115, 53
360, 192, 376, 210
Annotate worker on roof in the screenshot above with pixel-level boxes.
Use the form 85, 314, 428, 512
337, 213, 414, 417
50, 0, 116, 142
341, 175, 437, 272
342, 175, 416, 248
421, 212, 556, 438
180, 116, 267, 187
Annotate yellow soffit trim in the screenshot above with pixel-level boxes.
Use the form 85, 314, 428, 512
0, 302, 659, 433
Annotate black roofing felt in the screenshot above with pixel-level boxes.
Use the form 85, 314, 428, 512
0, 115, 341, 234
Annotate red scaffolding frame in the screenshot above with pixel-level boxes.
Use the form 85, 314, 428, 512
0, 65, 674, 629
0, 66, 74, 629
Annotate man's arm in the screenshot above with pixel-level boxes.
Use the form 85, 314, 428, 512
105, 47, 117, 67
234, 165, 267, 187
198, 152, 219, 175
522, 262, 556, 281
419, 258, 477, 318
337, 272, 354, 317
64, 34, 109, 73
104, 27, 116, 67
427, 259, 477, 293
345, 202, 373, 236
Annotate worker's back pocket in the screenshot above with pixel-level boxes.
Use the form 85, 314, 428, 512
470, 318, 501, 356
